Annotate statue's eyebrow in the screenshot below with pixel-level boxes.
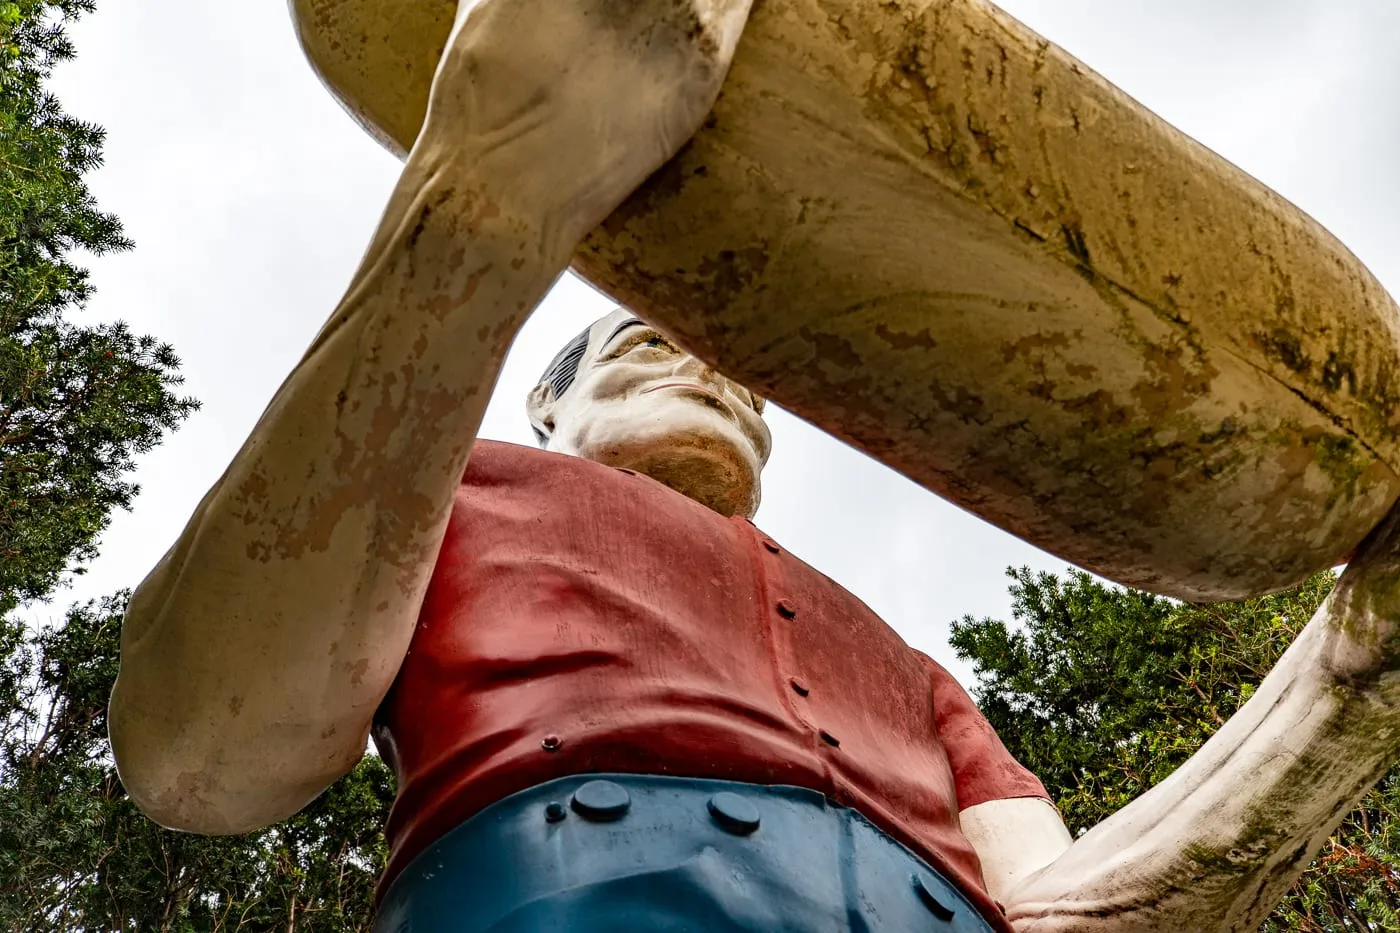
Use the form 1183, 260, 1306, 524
603, 317, 647, 347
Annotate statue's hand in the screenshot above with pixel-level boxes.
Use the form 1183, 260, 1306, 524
983, 504, 1400, 933
417, 0, 753, 254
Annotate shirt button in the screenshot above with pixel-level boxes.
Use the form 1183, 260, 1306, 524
776, 600, 797, 619
820, 730, 841, 748
541, 734, 564, 752
762, 539, 780, 554
790, 679, 810, 697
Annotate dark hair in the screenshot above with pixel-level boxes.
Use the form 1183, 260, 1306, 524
532, 325, 592, 445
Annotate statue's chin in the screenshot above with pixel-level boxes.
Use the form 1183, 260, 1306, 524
571, 430, 761, 518
625, 446, 760, 519
550, 395, 766, 518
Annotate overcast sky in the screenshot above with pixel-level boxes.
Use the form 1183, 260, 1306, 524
30, 1, 1400, 685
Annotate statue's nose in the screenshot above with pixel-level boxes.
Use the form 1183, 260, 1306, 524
673, 355, 721, 386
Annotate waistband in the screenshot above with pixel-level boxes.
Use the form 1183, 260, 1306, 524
376, 773, 999, 933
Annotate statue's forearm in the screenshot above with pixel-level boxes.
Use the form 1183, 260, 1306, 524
110, 146, 568, 835
112, 0, 756, 838
1004, 515, 1400, 932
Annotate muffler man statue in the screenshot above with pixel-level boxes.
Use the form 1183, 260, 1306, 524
109, 1, 1400, 930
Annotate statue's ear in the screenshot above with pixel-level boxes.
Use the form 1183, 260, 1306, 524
525, 381, 557, 446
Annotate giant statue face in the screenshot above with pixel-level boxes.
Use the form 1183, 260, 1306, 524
527, 308, 771, 518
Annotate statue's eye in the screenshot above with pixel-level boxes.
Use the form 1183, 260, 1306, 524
606, 328, 680, 360
626, 332, 676, 354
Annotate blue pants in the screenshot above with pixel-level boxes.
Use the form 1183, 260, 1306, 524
376, 774, 997, 933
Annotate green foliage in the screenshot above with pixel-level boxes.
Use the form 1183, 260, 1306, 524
0, 0, 198, 615
0, 594, 395, 932
0, 5, 396, 930
953, 568, 1400, 931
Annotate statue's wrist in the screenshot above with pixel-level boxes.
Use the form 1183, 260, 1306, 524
408, 116, 635, 267
398, 145, 574, 258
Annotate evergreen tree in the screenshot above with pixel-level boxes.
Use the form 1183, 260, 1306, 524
0, 5, 395, 930
0, 595, 394, 932
0, 0, 198, 616
953, 569, 1400, 931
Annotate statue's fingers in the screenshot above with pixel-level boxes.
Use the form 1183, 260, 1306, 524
691, 0, 756, 65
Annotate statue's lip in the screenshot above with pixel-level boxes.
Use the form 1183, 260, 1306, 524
641, 380, 725, 401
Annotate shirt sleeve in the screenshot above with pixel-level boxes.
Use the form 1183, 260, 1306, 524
917, 651, 1052, 811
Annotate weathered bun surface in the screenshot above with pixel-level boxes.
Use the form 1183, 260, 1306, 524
289, 0, 1400, 601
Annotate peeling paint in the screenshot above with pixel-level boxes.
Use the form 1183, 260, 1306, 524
294, 0, 1400, 603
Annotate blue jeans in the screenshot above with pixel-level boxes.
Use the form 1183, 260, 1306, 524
375, 774, 998, 933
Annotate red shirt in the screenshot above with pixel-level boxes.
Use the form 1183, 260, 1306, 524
374, 441, 1048, 929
